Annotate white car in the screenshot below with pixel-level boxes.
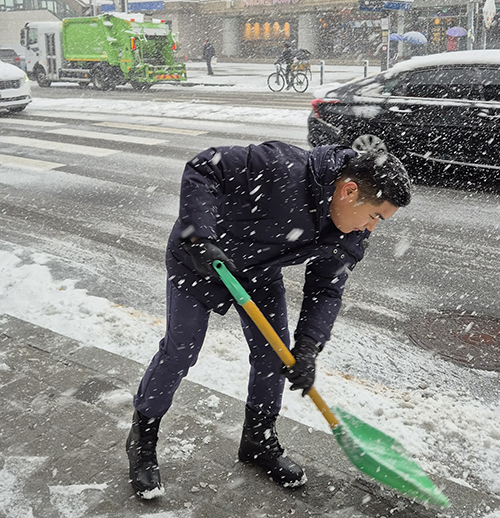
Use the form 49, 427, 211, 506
0, 59, 31, 113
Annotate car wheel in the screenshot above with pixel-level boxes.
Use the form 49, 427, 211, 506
7, 105, 27, 113
351, 134, 388, 154
35, 67, 51, 88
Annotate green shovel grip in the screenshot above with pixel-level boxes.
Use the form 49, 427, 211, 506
212, 260, 250, 305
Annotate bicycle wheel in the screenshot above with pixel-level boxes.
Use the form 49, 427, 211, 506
293, 72, 309, 93
267, 72, 286, 92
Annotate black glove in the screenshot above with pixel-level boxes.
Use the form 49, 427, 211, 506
283, 336, 321, 397
183, 238, 236, 279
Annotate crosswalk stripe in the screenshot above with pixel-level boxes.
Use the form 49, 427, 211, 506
26, 111, 102, 122
0, 136, 119, 157
47, 127, 168, 146
16, 111, 207, 136
95, 122, 207, 136
0, 119, 63, 127
0, 153, 64, 170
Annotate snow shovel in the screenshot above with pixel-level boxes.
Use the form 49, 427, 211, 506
213, 260, 450, 508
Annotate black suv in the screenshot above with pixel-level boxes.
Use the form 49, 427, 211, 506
308, 50, 500, 185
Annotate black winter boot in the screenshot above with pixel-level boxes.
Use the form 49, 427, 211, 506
126, 410, 165, 499
238, 406, 307, 488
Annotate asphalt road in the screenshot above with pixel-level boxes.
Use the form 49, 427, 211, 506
1, 94, 499, 347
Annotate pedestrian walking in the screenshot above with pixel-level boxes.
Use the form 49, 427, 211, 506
126, 141, 412, 499
202, 39, 215, 75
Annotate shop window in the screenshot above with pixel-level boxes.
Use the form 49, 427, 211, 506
244, 22, 252, 40
263, 22, 271, 39
283, 22, 290, 39
243, 20, 292, 41
272, 22, 280, 38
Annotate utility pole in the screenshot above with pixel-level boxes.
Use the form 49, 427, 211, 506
467, 0, 476, 50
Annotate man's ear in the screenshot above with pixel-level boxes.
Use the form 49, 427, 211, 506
341, 181, 359, 198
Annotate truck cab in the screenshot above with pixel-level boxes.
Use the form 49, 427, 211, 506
21, 21, 64, 86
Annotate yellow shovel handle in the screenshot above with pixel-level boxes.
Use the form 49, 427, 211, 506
242, 299, 340, 430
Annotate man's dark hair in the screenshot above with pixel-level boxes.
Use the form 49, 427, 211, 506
339, 152, 411, 207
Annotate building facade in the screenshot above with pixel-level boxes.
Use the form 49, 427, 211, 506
1, 0, 498, 62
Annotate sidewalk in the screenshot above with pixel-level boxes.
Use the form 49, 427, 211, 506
1, 313, 499, 518
175, 61, 380, 91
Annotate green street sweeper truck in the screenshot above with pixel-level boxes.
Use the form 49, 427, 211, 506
21, 13, 187, 90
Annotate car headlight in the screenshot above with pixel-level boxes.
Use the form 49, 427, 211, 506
24, 74, 29, 83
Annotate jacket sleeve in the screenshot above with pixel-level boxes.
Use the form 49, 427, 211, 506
177, 145, 247, 241
294, 256, 350, 347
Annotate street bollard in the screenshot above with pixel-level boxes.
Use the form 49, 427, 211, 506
320, 60, 324, 85
364, 60, 369, 77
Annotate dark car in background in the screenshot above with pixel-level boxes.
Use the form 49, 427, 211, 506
0, 48, 24, 70
308, 50, 500, 187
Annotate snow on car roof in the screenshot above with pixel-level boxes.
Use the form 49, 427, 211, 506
0, 60, 25, 80
387, 49, 500, 77
314, 50, 500, 98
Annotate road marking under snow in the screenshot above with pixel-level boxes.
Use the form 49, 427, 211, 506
47, 127, 168, 145
26, 110, 105, 122
0, 136, 119, 157
0, 153, 64, 170
0, 118, 63, 127
25, 111, 207, 135
95, 121, 207, 136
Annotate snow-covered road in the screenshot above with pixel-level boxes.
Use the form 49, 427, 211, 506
1, 63, 499, 506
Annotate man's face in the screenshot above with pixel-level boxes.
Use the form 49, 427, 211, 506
329, 182, 399, 234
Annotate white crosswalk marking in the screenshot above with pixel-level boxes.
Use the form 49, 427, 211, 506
0, 136, 119, 157
27, 110, 113, 122
0, 119, 63, 127
0, 153, 64, 170
47, 127, 168, 145
25, 111, 208, 135
95, 121, 207, 136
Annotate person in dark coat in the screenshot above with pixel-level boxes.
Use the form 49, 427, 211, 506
275, 42, 295, 88
126, 141, 412, 499
202, 39, 215, 75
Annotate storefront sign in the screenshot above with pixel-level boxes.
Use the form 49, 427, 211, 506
359, 0, 412, 10
241, 0, 299, 6
101, 1, 164, 11
384, 2, 412, 10
483, 0, 497, 28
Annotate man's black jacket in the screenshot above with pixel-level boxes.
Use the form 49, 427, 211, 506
166, 141, 369, 346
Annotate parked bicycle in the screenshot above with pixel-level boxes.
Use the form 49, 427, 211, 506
267, 63, 309, 93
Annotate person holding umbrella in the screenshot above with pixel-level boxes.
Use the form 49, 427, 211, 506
125, 141, 412, 499
403, 31, 427, 56
446, 27, 468, 51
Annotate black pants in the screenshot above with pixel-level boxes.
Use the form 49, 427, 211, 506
134, 278, 290, 419
206, 57, 213, 75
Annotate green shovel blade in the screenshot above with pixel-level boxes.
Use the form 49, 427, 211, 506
331, 406, 450, 508
213, 260, 450, 508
